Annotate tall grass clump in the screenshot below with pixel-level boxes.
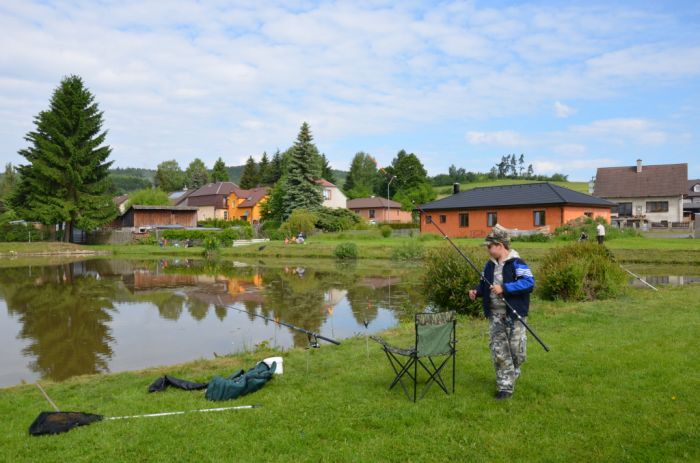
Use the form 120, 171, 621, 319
391, 238, 424, 260
423, 245, 485, 315
538, 241, 627, 301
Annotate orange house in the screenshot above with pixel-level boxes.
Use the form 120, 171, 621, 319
417, 183, 615, 238
227, 187, 269, 224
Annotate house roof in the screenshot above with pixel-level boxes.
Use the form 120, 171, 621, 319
129, 205, 199, 212
112, 194, 129, 205
188, 182, 240, 197
593, 162, 687, 198
315, 178, 336, 188
171, 188, 196, 205
235, 187, 269, 208
347, 197, 403, 209
417, 182, 616, 211
688, 179, 700, 198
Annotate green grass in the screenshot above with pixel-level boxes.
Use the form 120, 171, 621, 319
1, 286, 697, 461
435, 179, 589, 197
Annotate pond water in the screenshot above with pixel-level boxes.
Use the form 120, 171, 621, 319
0, 258, 425, 388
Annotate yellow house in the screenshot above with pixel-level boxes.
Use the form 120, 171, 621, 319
227, 187, 269, 223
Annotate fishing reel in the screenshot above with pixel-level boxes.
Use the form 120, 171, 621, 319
307, 334, 320, 349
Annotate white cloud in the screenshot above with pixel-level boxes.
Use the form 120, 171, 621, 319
554, 101, 576, 118
571, 118, 668, 145
466, 130, 528, 147
553, 143, 586, 156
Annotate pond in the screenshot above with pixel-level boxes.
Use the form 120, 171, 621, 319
0, 258, 426, 388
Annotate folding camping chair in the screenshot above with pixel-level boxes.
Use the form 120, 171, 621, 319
371, 311, 456, 402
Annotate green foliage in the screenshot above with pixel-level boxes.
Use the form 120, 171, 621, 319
161, 227, 252, 245
380, 225, 392, 238
185, 158, 210, 189
239, 156, 260, 189
154, 160, 186, 192
257, 152, 271, 186
333, 242, 359, 259
125, 188, 171, 209
210, 157, 229, 182
283, 123, 323, 217
314, 207, 362, 232
379, 150, 436, 209
11, 75, 118, 238
135, 234, 157, 245
260, 176, 286, 222
267, 150, 284, 185
511, 233, 552, 243
423, 245, 485, 315
280, 208, 318, 236
538, 242, 628, 301
344, 152, 380, 199
418, 233, 443, 241
198, 218, 251, 229
391, 238, 424, 260
555, 216, 640, 241
319, 154, 336, 184
107, 174, 152, 195
0, 222, 45, 242
202, 235, 221, 257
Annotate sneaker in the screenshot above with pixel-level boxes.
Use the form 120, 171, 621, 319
495, 390, 512, 400
514, 368, 521, 380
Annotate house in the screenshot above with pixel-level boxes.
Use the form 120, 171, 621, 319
593, 160, 688, 227
346, 197, 413, 223
168, 188, 195, 206
174, 182, 239, 221
416, 183, 615, 238
684, 179, 700, 218
112, 194, 130, 214
227, 187, 269, 224
315, 179, 347, 209
114, 205, 198, 232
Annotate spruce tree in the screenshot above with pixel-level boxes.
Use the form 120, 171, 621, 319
282, 122, 323, 218
185, 158, 210, 189
268, 150, 284, 184
319, 154, 336, 184
258, 152, 271, 185
239, 156, 259, 189
211, 157, 229, 182
11, 75, 117, 240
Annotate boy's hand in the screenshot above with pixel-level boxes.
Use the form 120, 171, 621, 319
468, 289, 477, 300
490, 284, 504, 296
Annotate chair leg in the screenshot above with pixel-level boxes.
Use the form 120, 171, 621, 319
384, 350, 416, 400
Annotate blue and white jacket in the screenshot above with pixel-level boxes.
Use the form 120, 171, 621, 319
474, 250, 535, 318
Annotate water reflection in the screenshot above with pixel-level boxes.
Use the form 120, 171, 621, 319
0, 258, 424, 387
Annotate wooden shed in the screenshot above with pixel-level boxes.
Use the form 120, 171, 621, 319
116, 205, 198, 231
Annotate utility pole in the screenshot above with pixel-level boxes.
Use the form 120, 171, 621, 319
387, 175, 396, 223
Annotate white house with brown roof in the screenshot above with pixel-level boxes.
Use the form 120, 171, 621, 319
593, 160, 687, 227
315, 179, 347, 209
346, 197, 413, 223
684, 179, 700, 217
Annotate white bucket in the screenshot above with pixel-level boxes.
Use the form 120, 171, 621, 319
263, 356, 283, 375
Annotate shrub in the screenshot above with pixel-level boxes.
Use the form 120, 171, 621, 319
333, 242, 359, 259
0, 222, 45, 242
315, 207, 361, 232
202, 235, 220, 258
198, 218, 251, 229
280, 209, 318, 237
511, 233, 551, 243
538, 241, 627, 301
161, 227, 251, 245
380, 225, 392, 238
423, 245, 485, 316
391, 239, 424, 261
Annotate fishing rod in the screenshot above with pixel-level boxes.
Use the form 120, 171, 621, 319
598, 244, 659, 291
413, 202, 550, 352
223, 303, 341, 347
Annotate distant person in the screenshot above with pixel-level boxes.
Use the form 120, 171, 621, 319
596, 222, 606, 245
469, 228, 535, 400
296, 232, 305, 244
579, 231, 588, 241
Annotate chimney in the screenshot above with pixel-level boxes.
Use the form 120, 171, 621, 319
636, 159, 642, 173
453, 183, 460, 194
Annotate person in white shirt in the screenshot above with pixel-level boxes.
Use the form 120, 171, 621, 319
596, 222, 606, 244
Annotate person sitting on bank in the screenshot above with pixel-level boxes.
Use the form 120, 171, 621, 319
469, 228, 535, 400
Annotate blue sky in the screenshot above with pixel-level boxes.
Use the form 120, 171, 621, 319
1, 1, 699, 181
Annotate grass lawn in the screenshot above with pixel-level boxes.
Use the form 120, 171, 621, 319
1, 286, 697, 462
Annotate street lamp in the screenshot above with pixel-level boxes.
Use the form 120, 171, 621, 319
387, 175, 396, 223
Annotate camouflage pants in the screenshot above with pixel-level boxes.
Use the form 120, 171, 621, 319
489, 314, 527, 393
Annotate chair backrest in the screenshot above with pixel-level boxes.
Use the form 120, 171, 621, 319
415, 311, 455, 357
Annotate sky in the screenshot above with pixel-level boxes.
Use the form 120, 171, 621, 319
1, 1, 699, 181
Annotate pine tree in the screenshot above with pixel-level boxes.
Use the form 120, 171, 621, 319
210, 157, 229, 182
268, 150, 284, 184
11, 75, 117, 240
258, 152, 271, 185
0, 163, 18, 213
185, 158, 210, 189
282, 122, 323, 217
319, 154, 336, 184
239, 156, 259, 189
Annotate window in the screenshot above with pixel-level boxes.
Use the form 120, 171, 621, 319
439, 215, 447, 223
426, 215, 432, 224
369, 209, 376, 219
694, 184, 700, 193
459, 213, 469, 228
584, 212, 593, 218
646, 201, 668, 213
487, 212, 497, 227
323, 189, 331, 200
533, 210, 546, 226
613, 202, 633, 216
223, 211, 228, 220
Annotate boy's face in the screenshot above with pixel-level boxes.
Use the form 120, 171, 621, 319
487, 242, 505, 259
